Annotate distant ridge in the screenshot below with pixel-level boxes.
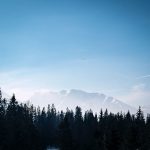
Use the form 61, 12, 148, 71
30, 89, 137, 114
1, 89, 149, 114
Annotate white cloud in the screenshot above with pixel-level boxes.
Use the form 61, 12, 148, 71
136, 74, 150, 79
117, 84, 150, 107
132, 84, 146, 91
0, 69, 35, 101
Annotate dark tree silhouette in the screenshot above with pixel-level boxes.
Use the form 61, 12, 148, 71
0, 89, 150, 150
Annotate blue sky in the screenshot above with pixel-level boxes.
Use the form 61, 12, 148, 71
0, 0, 150, 106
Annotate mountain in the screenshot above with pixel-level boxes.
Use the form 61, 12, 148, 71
30, 89, 137, 114
1, 89, 149, 114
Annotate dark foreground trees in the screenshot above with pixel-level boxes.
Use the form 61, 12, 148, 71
0, 90, 150, 150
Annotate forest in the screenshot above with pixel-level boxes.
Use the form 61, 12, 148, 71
0, 90, 150, 150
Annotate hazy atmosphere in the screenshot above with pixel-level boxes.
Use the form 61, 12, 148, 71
1, 1, 150, 150
0, 0, 150, 108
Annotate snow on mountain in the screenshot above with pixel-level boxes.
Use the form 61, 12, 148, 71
1, 89, 149, 114
30, 89, 137, 114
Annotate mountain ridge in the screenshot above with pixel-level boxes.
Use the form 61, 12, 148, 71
1, 89, 149, 114
30, 89, 137, 114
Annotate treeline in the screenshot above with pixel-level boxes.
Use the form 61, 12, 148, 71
0, 90, 150, 150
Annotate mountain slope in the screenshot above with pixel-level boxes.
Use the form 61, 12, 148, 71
30, 89, 136, 113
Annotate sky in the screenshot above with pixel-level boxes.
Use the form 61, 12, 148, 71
0, 0, 150, 106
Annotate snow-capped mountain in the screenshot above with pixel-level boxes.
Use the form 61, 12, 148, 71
30, 89, 137, 114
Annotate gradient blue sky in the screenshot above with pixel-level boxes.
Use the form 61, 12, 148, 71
0, 0, 150, 106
